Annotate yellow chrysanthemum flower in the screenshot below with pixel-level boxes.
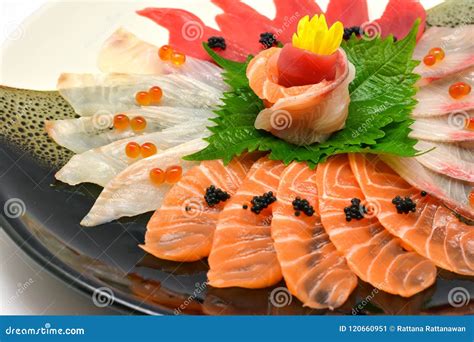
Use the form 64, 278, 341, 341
292, 14, 343, 55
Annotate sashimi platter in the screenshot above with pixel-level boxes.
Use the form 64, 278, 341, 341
1, 0, 473, 315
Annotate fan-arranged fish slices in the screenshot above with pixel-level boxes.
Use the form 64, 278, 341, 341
272, 162, 357, 309
316, 155, 437, 297
207, 157, 285, 288
350, 153, 474, 276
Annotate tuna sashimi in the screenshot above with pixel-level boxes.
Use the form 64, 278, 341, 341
414, 25, 474, 86
207, 157, 285, 288
316, 155, 436, 297
325, 0, 368, 27
142, 155, 256, 262
272, 162, 357, 309
409, 113, 474, 143
350, 153, 474, 276
412, 67, 474, 117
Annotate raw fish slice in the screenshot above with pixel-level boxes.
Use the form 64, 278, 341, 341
58, 73, 222, 116
413, 67, 474, 117
316, 155, 437, 297
326, 0, 368, 27
55, 120, 210, 187
80, 139, 207, 227
142, 155, 256, 262
373, 0, 425, 41
272, 162, 357, 309
208, 157, 285, 288
414, 140, 474, 183
409, 112, 474, 143
98, 28, 226, 91
46, 107, 213, 153
350, 153, 474, 275
137, 8, 249, 62
414, 26, 474, 86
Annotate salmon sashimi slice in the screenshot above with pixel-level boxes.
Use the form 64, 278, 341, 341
272, 162, 357, 309
350, 153, 474, 276
414, 26, 474, 86
316, 155, 437, 297
142, 156, 256, 262
325, 0, 368, 27
207, 157, 285, 288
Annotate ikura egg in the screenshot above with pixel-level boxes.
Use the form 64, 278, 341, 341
165, 165, 182, 183
130, 116, 147, 131
428, 47, 445, 61
423, 54, 436, 66
113, 114, 129, 130
449, 82, 471, 99
149, 168, 166, 185
149, 86, 163, 104
170, 52, 186, 66
136, 91, 151, 106
140, 142, 157, 158
125, 142, 141, 158
158, 45, 173, 61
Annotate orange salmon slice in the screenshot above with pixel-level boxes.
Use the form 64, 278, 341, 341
207, 157, 285, 288
316, 155, 437, 297
349, 153, 474, 276
272, 162, 357, 309
142, 156, 256, 262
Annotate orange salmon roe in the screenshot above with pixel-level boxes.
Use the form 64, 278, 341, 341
136, 91, 151, 106
125, 142, 141, 158
158, 45, 173, 61
429, 47, 445, 61
149, 86, 163, 104
449, 82, 472, 99
140, 142, 157, 158
113, 114, 129, 130
466, 117, 474, 131
470, 190, 474, 208
170, 52, 186, 66
130, 116, 147, 132
165, 165, 183, 183
149, 168, 166, 185
423, 54, 436, 66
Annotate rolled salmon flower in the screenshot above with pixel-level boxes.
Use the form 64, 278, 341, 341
246, 14, 355, 145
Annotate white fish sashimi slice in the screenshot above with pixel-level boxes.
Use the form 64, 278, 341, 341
415, 140, 474, 182
381, 155, 474, 220
80, 138, 207, 227
46, 107, 214, 153
98, 28, 227, 91
58, 73, 223, 116
413, 67, 474, 117
409, 111, 474, 142
414, 25, 474, 86
55, 119, 211, 187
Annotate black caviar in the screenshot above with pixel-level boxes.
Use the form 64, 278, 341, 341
343, 26, 363, 40
204, 185, 230, 207
392, 196, 416, 214
292, 197, 315, 217
243, 204, 248, 209
250, 191, 276, 214
343, 198, 366, 222
421, 191, 427, 197
259, 32, 278, 49
207, 36, 226, 50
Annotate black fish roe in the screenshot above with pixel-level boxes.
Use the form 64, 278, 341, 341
250, 191, 276, 214
207, 36, 226, 50
259, 32, 278, 49
292, 197, 315, 217
343, 198, 366, 222
392, 195, 416, 214
343, 26, 363, 40
243, 204, 248, 209
421, 191, 427, 197
204, 185, 230, 207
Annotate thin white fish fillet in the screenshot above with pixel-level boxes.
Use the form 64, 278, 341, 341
415, 140, 474, 182
98, 28, 227, 91
80, 138, 207, 227
55, 119, 211, 187
414, 25, 474, 86
58, 73, 223, 116
46, 107, 213, 153
381, 155, 474, 220
409, 111, 474, 142
413, 67, 474, 117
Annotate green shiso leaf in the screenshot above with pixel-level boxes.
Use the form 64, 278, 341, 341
185, 22, 420, 165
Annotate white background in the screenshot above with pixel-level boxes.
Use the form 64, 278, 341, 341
0, 0, 442, 315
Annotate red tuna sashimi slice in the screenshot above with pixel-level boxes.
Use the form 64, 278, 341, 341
350, 153, 474, 276
316, 155, 436, 297
272, 162, 357, 309
325, 0, 369, 27
207, 157, 285, 288
373, 0, 425, 41
414, 26, 474, 86
137, 8, 249, 62
142, 156, 255, 262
